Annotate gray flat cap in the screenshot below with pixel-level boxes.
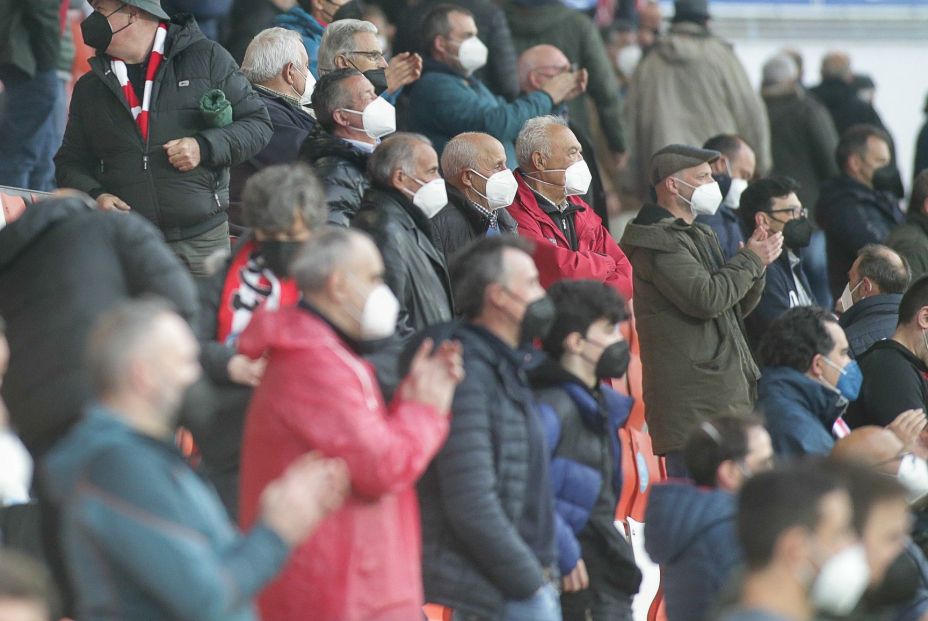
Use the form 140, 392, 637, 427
124, 0, 170, 20
649, 144, 720, 184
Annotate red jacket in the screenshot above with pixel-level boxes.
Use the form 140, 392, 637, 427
237, 305, 450, 621
507, 172, 633, 300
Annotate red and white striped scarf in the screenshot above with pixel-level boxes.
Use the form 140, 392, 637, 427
110, 22, 168, 141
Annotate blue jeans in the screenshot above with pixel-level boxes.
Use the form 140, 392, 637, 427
0, 67, 59, 191
502, 583, 562, 621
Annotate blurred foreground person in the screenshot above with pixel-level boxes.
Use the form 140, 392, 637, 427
0, 550, 58, 621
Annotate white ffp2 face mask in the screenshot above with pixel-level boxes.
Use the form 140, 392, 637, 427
292, 66, 315, 107
469, 168, 519, 210
342, 96, 396, 140
898, 454, 928, 506
359, 283, 400, 340
809, 544, 870, 616
408, 177, 448, 218
677, 178, 723, 216
724, 177, 749, 209
457, 36, 488, 74
616, 45, 642, 78
837, 280, 863, 314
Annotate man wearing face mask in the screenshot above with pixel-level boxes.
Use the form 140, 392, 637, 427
238, 227, 463, 621
739, 177, 816, 350
530, 280, 642, 621
837, 244, 910, 358
192, 163, 326, 516
646, 416, 774, 621
432, 132, 519, 261
757, 307, 858, 457
696, 135, 756, 261
232, 27, 317, 202
301, 69, 392, 225
849, 277, 928, 430
620, 144, 780, 475
510, 116, 633, 300
407, 4, 583, 167
316, 19, 422, 103
275, 0, 349, 77
816, 124, 904, 301
419, 236, 560, 620
56, 0, 273, 277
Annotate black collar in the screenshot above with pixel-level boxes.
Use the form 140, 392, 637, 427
298, 299, 364, 354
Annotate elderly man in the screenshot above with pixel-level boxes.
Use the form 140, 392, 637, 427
620, 144, 781, 474
697, 135, 756, 261
510, 115, 633, 300
232, 27, 317, 201
837, 244, 910, 358
432, 132, 519, 261
239, 227, 463, 621
300, 69, 390, 225
420, 236, 560, 621
193, 163, 327, 515
407, 4, 581, 166
275, 0, 350, 77
46, 299, 350, 621
56, 0, 273, 276
316, 18, 421, 101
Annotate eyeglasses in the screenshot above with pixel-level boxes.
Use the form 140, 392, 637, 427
768, 206, 808, 219
346, 50, 386, 62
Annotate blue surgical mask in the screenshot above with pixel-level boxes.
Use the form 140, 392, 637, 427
823, 357, 863, 401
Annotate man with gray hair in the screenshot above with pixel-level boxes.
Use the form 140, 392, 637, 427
232, 27, 317, 201
507, 115, 632, 299
45, 298, 350, 621
316, 18, 422, 101
193, 163, 327, 514
432, 132, 519, 261
238, 227, 463, 621
761, 51, 839, 217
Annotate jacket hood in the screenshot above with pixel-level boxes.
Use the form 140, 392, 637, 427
758, 365, 847, 426
838, 293, 903, 329
645, 482, 735, 563
44, 406, 165, 503
621, 203, 691, 252
299, 123, 369, 168
277, 7, 325, 36
0, 197, 94, 268
653, 22, 719, 66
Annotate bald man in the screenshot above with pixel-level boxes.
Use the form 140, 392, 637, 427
433, 132, 519, 262
833, 426, 907, 474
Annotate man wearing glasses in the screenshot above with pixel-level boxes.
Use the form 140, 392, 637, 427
740, 176, 817, 349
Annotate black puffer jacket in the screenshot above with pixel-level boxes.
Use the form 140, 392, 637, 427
299, 124, 370, 227
54, 15, 273, 241
432, 184, 518, 262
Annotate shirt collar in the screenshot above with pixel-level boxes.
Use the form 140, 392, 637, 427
342, 137, 378, 154
254, 84, 302, 108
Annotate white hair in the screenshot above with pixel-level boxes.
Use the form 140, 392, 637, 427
318, 19, 378, 74
241, 28, 307, 85
441, 133, 487, 182
516, 115, 568, 170
368, 133, 433, 187
762, 53, 799, 87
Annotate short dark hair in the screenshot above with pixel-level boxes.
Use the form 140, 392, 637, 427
684, 414, 766, 487
739, 176, 801, 232
541, 280, 626, 359
898, 275, 928, 326
836, 124, 892, 172
702, 134, 744, 161
910, 169, 928, 215
0, 550, 59, 620
823, 459, 908, 535
450, 235, 533, 319
758, 306, 837, 372
311, 67, 363, 132
420, 3, 473, 54
856, 244, 910, 294
738, 459, 844, 570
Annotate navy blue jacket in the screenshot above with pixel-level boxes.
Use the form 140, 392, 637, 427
745, 251, 813, 350
838, 293, 902, 359
644, 483, 740, 621
757, 366, 847, 457
696, 205, 744, 262
161, 0, 232, 40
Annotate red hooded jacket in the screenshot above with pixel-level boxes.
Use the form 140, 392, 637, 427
507, 172, 633, 300
237, 305, 449, 621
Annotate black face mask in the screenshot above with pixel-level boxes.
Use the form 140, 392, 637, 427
519, 296, 556, 344
862, 548, 921, 610
332, 0, 364, 21
261, 240, 303, 277
712, 173, 733, 202
80, 4, 129, 54
363, 69, 388, 96
594, 340, 630, 379
782, 216, 813, 250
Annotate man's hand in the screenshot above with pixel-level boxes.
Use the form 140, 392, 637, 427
562, 68, 588, 102
260, 452, 350, 547
385, 52, 423, 94
744, 226, 783, 266
561, 558, 589, 593
227, 354, 267, 387
541, 71, 583, 106
888, 409, 927, 453
164, 137, 201, 172
97, 192, 131, 212
400, 338, 464, 415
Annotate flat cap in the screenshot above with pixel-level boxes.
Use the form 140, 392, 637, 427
649, 144, 721, 184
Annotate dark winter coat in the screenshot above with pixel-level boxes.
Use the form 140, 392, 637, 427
0, 0, 61, 76
816, 175, 904, 299
431, 184, 518, 262
419, 323, 556, 619
645, 483, 741, 621
916, 119, 928, 181
757, 366, 847, 457
161, 0, 232, 41
299, 123, 370, 227
0, 197, 197, 455
839, 293, 902, 359
696, 204, 744, 261
54, 15, 273, 242
745, 250, 814, 351
223, 0, 282, 64
620, 203, 765, 454
887, 210, 928, 283
848, 340, 928, 429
